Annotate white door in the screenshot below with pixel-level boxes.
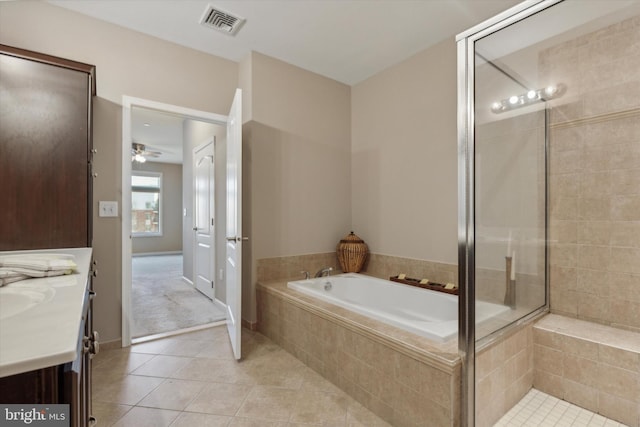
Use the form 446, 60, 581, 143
194, 140, 215, 300
225, 89, 243, 360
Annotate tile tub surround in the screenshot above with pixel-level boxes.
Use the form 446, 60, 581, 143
92, 325, 392, 426
257, 252, 458, 286
256, 280, 461, 427
533, 314, 640, 427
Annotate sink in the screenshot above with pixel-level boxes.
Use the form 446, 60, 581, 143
0, 287, 55, 320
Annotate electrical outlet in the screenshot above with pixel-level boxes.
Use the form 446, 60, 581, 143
99, 201, 118, 217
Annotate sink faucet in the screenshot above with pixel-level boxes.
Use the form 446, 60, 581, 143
314, 267, 333, 278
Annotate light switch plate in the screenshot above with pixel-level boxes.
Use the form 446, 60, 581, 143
99, 201, 118, 217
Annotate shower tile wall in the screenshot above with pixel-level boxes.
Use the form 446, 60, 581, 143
475, 324, 534, 427
544, 14, 640, 332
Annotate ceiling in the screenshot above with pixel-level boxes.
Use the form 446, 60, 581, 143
48, 0, 522, 86
51, 0, 524, 164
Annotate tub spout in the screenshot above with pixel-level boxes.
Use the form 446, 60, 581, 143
315, 267, 333, 278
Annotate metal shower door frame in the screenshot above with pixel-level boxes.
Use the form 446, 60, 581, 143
456, 1, 561, 425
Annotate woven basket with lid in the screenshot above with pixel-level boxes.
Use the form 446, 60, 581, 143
337, 231, 369, 273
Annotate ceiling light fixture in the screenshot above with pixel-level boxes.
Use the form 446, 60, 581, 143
491, 83, 566, 114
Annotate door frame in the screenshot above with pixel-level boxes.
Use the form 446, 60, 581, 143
121, 96, 227, 347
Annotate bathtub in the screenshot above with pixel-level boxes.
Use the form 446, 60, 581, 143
287, 273, 509, 342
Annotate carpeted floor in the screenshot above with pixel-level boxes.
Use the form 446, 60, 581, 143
131, 255, 226, 338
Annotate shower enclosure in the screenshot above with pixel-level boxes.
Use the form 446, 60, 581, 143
457, 0, 640, 425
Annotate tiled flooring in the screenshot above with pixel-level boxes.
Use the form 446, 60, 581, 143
494, 388, 628, 427
92, 325, 391, 426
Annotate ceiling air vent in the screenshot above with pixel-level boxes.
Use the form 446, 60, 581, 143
199, 5, 245, 36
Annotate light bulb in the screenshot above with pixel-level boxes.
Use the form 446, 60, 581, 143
527, 90, 537, 100
135, 154, 146, 163
545, 85, 556, 96
491, 102, 502, 111
509, 95, 519, 105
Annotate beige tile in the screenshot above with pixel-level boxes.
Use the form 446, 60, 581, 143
169, 412, 232, 427
185, 382, 252, 415
611, 221, 640, 248
609, 298, 640, 330
93, 374, 165, 406
227, 418, 287, 427
534, 344, 564, 376
577, 269, 609, 296
577, 245, 611, 271
596, 363, 640, 401
563, 353, 599, 387
579, 196, 611, 221
534, 369, 564, 399
598, 391, 638, 427
561, 335, 599, 360
290, 389, 350, 424
137, 378, 206, 411
580, 172, 611, 197
610, 247, 640, 274
599, 344, 640, 372
90, 401, 132, 426
611, 195, 640, 221
195, 338, 236, 359
611, 168, 640, 195
129, 339, 173, 355
235, 386, 299, 421
171, 358, 255, 384
93, 351, 156, 377
130, 355, 192, 378
111, 406, 180, 427
577, 292, 611, 323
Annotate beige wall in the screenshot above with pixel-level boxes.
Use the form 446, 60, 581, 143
132, 162, 183, 254
0, 1, 238, 342
351, 38, 458, 265
242, 52, 352, 322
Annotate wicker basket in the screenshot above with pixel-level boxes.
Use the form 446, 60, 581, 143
337, 231, 369, 273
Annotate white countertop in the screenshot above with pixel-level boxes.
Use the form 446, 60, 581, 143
0, 247, 92, 378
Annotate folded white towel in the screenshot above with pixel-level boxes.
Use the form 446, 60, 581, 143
0, 267, 74, 278
0, 270, 29, 286
0, 254, 77, 272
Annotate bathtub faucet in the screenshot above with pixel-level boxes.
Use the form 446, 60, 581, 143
315, 267, 333, 278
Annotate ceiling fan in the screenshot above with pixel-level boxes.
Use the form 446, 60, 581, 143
131, 142, 161, 163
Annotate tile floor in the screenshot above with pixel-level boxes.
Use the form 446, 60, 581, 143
494, 388, 628, 427
92, 326, 391, 426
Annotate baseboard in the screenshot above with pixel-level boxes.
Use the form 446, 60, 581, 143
214, 297, 227, 310
133, 251, 182, 257
182, 276, 193, 286
242, 318, 258, 331
99, 338, 125, 351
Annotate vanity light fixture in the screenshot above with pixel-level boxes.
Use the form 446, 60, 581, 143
491, 83, 566, 114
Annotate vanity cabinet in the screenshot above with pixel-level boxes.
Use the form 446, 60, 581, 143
0, 44, 95, 250
0, 43, 97, 427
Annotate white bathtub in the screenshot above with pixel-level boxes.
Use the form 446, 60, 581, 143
287, 273, 509, 342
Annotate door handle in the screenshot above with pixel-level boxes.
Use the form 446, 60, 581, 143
193, 227, 199, 231
226, 236, 249, 242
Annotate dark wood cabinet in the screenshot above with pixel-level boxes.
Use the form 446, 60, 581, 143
0, 45, 96, 427
0, 44, 95, 250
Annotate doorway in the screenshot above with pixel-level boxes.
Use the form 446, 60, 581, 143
121, 97, 230, 345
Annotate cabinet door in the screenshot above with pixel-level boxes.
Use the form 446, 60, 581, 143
0, 52, 91, 250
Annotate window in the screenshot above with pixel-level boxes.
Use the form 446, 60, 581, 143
132, 172, 162, 236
